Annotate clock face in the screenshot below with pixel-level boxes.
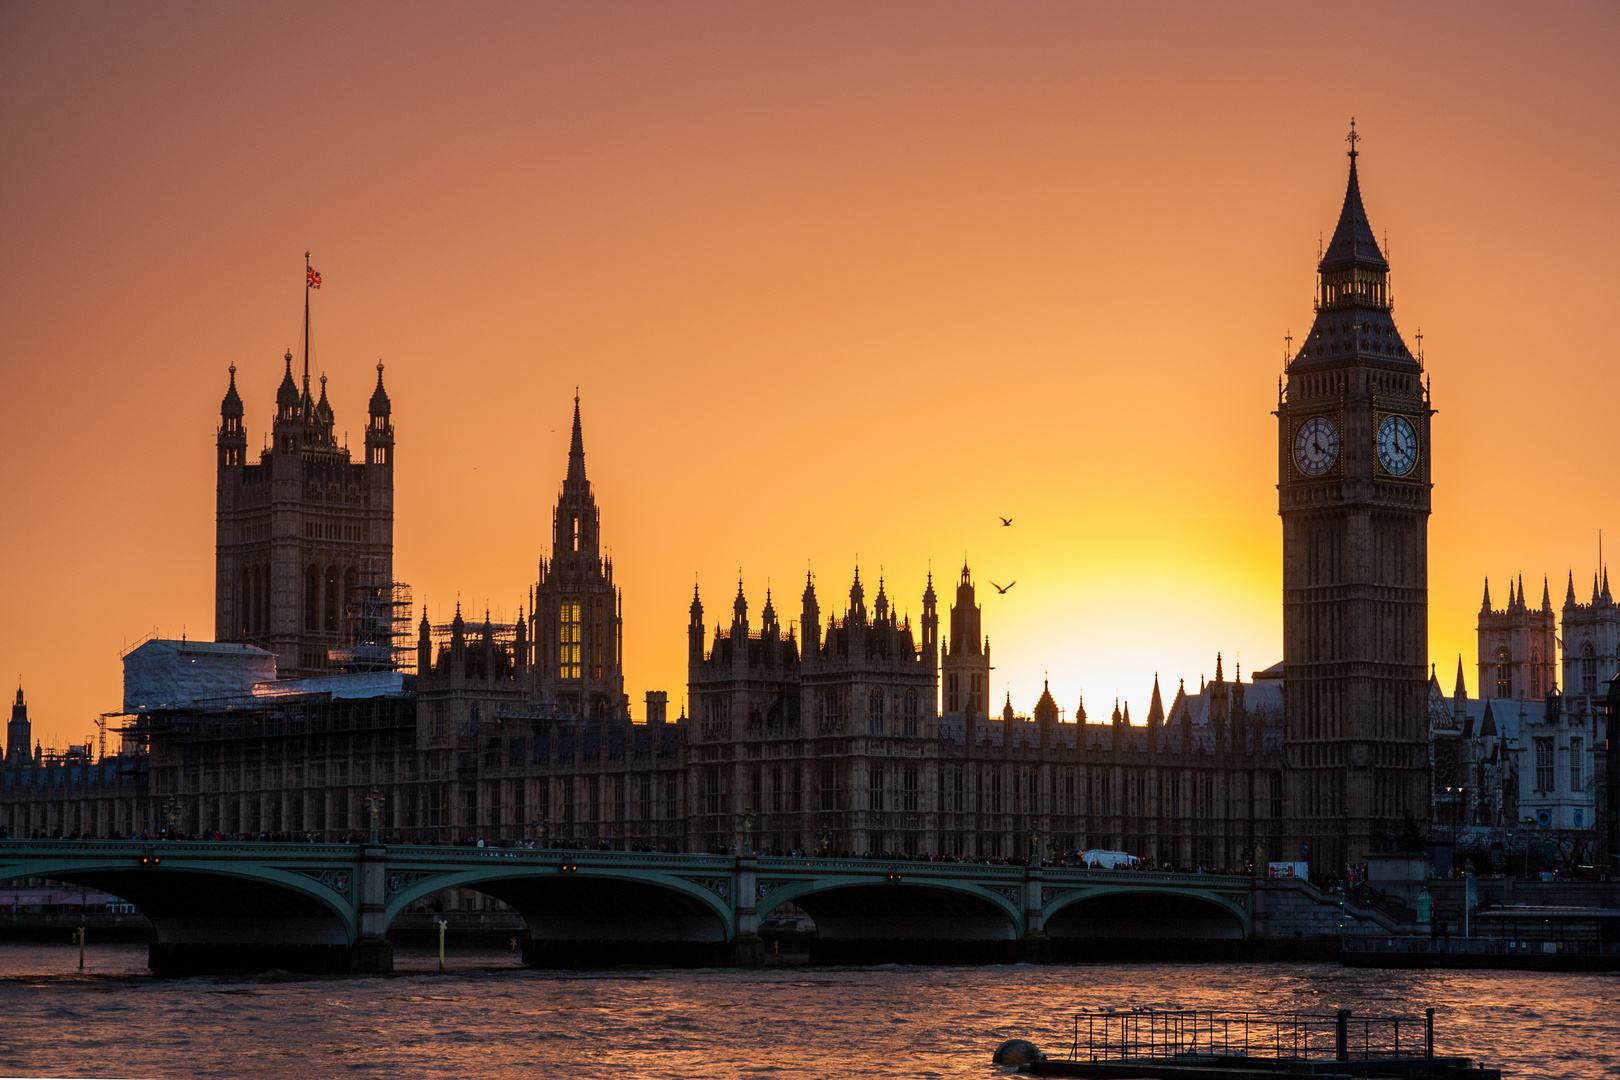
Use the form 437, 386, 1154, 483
1377, 414, 1418, 476
1293, 416, 1339, 477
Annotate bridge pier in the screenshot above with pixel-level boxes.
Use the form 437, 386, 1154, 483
730, 855, 765, 968
355, 844, 393, 974
1020, 863, 1052, 963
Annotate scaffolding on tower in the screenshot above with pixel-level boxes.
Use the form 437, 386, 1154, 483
330, 556, 415, 674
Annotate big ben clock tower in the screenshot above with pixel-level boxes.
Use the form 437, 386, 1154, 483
1278, 123, 1433, 873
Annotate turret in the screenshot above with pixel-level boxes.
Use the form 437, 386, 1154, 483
514, 605, 528, 677
366, 362, 393, 468
1033, 679, 1058, 748
311, 373, 335, 446
761, 589, 779, 640
275, 349, 300, 422
271, 349, 303, 485
6, 684, 30, 766
1453, 655, 1467, 721
921, 571, 938, 654
1147, 673, 1165, 728
731, 579, 748, 642
801, 572, 820, 656
688, 585, 705, 663
217, 364, 246, 470
417, 607, 432, 675
450, 602, 466, 662
848, 566, 866, 625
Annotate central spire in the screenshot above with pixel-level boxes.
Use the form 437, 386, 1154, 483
1321, 118, 1388, 274
567, 388, 587, 486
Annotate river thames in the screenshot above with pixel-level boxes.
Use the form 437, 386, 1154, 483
0, 945, 1611, 1078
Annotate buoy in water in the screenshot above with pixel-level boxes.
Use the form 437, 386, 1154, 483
992, 1039, 1044, 1065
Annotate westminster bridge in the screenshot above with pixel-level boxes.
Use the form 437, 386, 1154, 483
0, 840, 1390, 973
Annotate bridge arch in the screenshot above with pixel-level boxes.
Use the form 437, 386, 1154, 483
759, 874, 1024, 962
1043, 885, 1248, 956
385, 864, 735, 966
0, 851, 357, 974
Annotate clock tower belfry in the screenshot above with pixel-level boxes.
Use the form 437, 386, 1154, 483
1278, 124, 1433, 873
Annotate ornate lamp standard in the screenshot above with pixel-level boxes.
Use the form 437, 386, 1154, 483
363, 787, 385, 844
818, 824, 833, 858
1026, 825, 1045, 866
530, 813, 550, 849
741, 806, 757, 855
161, 797, 178, 841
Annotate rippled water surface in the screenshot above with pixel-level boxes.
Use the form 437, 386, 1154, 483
0, 944, 1611, 1078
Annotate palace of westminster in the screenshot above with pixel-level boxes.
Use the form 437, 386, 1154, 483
4, 135, 1617, 877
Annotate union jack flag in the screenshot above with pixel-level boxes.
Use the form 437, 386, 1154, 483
307, 267, 321, 289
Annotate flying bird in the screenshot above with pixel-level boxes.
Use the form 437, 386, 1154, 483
999, 517, 1013, 526
990, 580, 1016, 594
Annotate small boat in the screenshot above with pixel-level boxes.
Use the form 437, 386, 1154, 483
997, 1007, 1501, 1079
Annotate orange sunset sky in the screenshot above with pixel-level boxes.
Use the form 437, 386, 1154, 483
1, 3, 1616, 751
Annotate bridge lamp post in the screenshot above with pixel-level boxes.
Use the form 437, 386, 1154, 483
363, 787, 385, 845
818, 824, 833, 859
531, 814, 549, 849
1026, 826, 1045, 867
161, 797, 178, 842
741, 807, 756, 855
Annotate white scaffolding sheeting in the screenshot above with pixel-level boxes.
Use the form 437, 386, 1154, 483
123, 640, 277, 712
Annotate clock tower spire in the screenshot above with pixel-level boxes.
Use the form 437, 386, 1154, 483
1278, 123, 1433, 873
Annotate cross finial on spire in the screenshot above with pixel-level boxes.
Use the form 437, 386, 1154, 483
1346, 117, 1360, 160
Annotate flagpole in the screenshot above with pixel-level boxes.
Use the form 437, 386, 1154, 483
303, 251, 311, 407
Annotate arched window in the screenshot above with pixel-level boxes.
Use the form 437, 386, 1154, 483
304, 566, 319, 632
259, 567, 271, 634
869, 690, 884, 736
1495, 647, 1512, 699
1582, 641, 1597, 695
559, 602, 581, 679
591, 598, 604, 679
324, 566, 340, 633
904, 691, 919, 737
572, 516, 580, 552
1531, 649, 1542, 698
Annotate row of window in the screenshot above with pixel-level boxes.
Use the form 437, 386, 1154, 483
695, 765, 1283, 821
302, 520, 364, 542
944, 672, 985, 716
557, 600, 608, 680
1495, 641, 1605, 698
